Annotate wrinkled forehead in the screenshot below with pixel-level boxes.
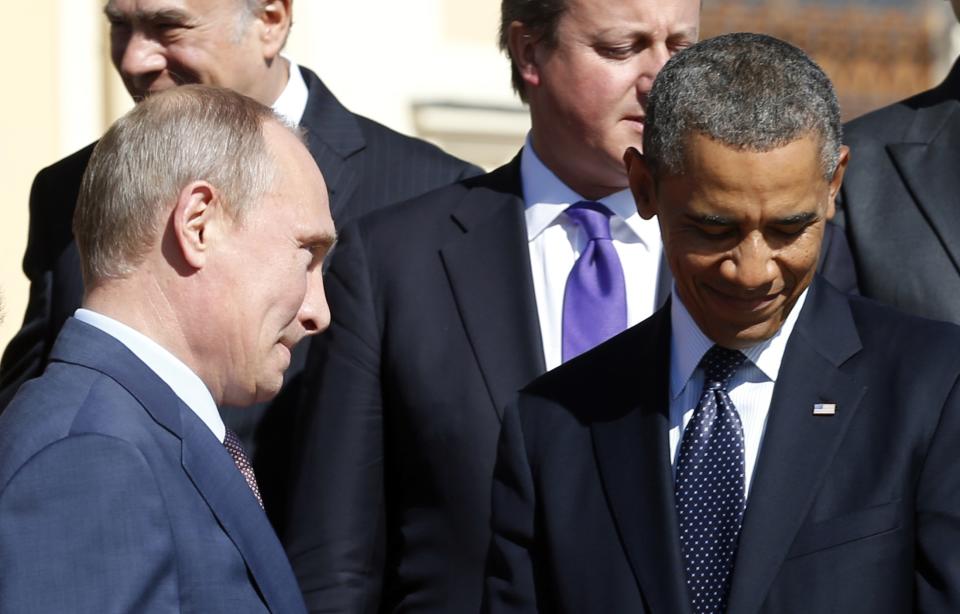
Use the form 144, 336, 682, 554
104, 0, 245, 19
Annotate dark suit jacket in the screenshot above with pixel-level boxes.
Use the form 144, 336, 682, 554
0, 318, 307, 613
283, 154, 858, 614
483, 278, 960, 613
838, 58, 960, 324
0, 65, 481, 522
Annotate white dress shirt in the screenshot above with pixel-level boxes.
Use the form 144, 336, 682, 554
272, 58, 309, 126
521, 138, 663, 371
668, 289, 808, 497
74, 309, 225, 443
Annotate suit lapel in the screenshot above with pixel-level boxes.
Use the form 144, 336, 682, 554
590, 308, 693, 614
179, 413, 305, 614
439, 156, 545, 419
297, 66, 364, 223
52, 320, 304, 614
726, 281, 866, 614
887, 101, 960, 277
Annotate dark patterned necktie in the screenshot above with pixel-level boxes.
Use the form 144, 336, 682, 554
561, 201, 627, 362
223, 428, 263, 509
675, 345, 748, 614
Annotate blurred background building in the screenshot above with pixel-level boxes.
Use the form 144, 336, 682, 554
1, 0, 957, 350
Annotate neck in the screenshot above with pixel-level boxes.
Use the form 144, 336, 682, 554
84, 274, 218, 400
528, 120, 627, 201
254, 55, 291, 107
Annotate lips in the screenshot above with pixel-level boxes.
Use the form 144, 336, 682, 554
704, 284, 784, 315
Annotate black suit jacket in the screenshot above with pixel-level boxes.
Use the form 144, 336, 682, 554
283, 154, 858, 614
484, 279, 960, 613
0, 65, 480, 520
838, 58, 960, 324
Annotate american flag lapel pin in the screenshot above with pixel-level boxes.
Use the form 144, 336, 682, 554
813, 403, 836, 416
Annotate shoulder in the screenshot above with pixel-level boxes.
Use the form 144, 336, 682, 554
31, 142, 97, 199
352, 113, 473, 168
843, 84, 946, 147
344, 164, 518, 242
0, 362, 165, 490
848, 293, 960, 351
521, 311, 668, 425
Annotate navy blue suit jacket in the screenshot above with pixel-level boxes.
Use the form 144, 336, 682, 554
283, 155, 858, 614
0, 319, 307, 613
0, 66, 481, 523
484, 279, 960, 613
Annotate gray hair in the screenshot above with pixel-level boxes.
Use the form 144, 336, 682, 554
499, 0, 568, 102
643, 32, 842, 179
74, 85, 292, 285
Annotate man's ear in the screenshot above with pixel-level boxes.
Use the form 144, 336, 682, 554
624, 147, 657, 220
825, 144, 850, 221
257, 0, 293, 61
507, 21, 543, 90
172, 181, 222, 270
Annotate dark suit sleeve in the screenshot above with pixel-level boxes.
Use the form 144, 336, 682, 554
0, 435, 177, 612
482, 399, 541, 614
915, 374, 960, 611
0, 151, 88, 411
817, 221, 859, 295
284, 221, 386, 614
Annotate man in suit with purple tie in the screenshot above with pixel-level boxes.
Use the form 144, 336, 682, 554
483, 33, 960, 613
0, 85, 335, 613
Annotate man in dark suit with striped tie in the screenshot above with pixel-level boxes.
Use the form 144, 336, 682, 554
483, 33, 960, 614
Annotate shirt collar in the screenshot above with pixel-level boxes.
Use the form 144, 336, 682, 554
271, 58, 309, 127
519, 135, 653, 244
74, 308, 225, 442
669, 286, 809, 399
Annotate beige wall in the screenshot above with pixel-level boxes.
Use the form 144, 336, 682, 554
1, 4, 62, 348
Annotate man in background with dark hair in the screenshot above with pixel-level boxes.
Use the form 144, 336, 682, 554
837, 0, 960, 325
284, 1, 698, 610
484, 33, 960, 613
0, 0, 480, 520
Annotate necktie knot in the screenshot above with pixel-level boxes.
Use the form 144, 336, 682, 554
701, 345, 746, 390
566, 201, 613, 241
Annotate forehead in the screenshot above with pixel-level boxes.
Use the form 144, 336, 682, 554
263, 123, 332, 224
105, 0, 239, 18
665, 133, 827, 212
561, 0, 700, 36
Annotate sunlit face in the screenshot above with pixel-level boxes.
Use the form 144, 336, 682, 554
629, 133, 847, 349
523, 0, 699, 199
105, 0, 272, 102
214, 123, 335, 406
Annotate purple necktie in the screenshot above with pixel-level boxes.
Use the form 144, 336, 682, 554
224, 428, 264, 509
561, 201, 628, 362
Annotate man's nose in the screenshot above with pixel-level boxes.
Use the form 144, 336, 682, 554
115, 31, 166, 79
299, 269, 331, 337
721, 233, 779, 290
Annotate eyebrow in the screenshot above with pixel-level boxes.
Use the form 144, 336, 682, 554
307, 233, 338, 256
685, 211, 820, 226
595, 25, 698, 41
772, 212, 819, 225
